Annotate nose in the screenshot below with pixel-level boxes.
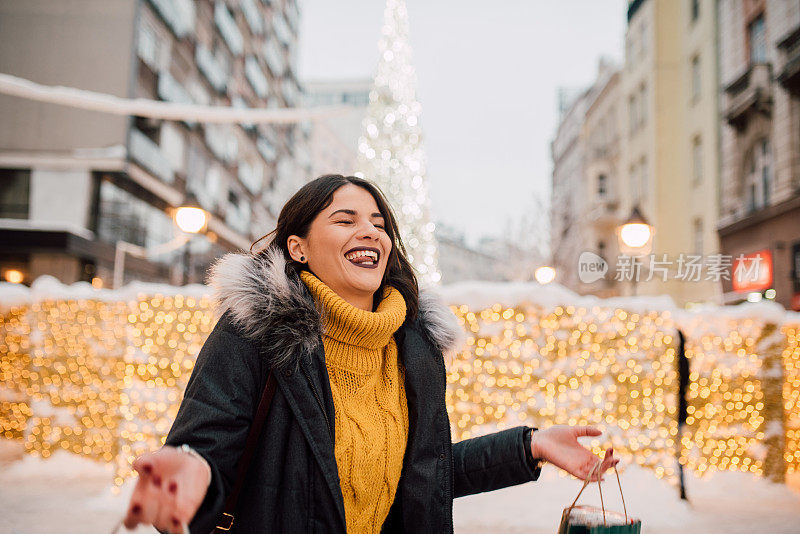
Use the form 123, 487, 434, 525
356, 219, 381, 240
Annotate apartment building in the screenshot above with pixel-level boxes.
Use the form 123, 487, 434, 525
0, 0, 310, 287
717, 0, 800, 310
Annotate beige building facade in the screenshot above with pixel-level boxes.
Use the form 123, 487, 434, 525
717, 0, 800, 310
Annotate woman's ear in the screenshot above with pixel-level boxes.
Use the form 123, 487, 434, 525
286, 235, 306, 262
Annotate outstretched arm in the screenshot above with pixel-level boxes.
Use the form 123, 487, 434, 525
530, 425, 618, 481
453, 425, 542, 498
123, 312, 267, 534
453, 425, 618, 499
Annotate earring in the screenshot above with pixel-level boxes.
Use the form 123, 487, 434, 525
300, 256, 305, 262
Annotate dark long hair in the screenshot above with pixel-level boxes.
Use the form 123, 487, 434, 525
250, 174, 420, 321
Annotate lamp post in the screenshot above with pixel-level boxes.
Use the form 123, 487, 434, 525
615, 206, 654, 296
175, 192, 208, 286
112, 193, 208, 289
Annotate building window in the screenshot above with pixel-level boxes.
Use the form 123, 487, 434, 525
0, 168, 30, 219
690, 0, 700, 23
640, 156, 648, 199
639, 83, 647, 127
693, 218, 703, 255
597, 174, 607, 198
749, 14, 767, 64
137, 18, 162, 72
692, 135, 703, 186
691, 55, 701, 101
744, 137, 772, 213
629, 163, 640, 204
96, 177, 175, 249
628, 93, 638, 135
640, 20, 648, 59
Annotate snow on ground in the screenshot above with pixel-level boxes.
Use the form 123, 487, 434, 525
2, 439, 799, 534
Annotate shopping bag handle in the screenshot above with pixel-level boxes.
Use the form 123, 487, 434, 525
565, 458, 628, 527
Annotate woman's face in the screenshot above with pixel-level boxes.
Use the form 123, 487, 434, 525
287, 184, 393, 309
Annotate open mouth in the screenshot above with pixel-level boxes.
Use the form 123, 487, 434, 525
344, 248, 379, 270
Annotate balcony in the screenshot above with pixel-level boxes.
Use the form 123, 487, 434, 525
157, 71, 196, 126
204, 124, 238, 163
256, 135, 277, 163
239, 160, 264, 195
285, 2, 299, 33
282, 77, 300, 107
272, 12, 293, 46
723, 63, 773, 131
148, 0, 196, 38
240, 0, 264, 35
587, 194, 620, 228
776, 24, 800, 96
214, 1, 244, 56
129, 128, 174, 183
245, 56, 269, 98
196, 45, 228, 93
263, 38, 286, 77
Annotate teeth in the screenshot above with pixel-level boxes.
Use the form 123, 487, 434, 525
345, 250, 378, 261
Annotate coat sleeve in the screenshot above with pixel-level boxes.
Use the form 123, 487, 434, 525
161, 311, 267, 534
452, 425, 542, 498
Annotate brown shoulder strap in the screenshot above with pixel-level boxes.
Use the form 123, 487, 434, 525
214, 370, 278, 532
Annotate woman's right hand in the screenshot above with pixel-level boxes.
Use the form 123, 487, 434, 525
122, 445, 211, 533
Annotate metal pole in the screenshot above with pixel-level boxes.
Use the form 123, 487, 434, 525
183, 236, 191, 286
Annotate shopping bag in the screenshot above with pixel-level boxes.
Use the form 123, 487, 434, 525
557, 460, 641, 534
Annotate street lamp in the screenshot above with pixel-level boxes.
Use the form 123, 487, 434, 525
112, 192, 208, 289
535, 266, 556, 285
176, 192, 208, 286
615, 206, 654, 296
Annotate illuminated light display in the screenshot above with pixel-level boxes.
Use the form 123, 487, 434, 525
1, 294, 798, 490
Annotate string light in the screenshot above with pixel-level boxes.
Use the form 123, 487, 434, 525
782, 325, 800, 475
447, 303, 680, 482
1, 295, 798, 490
0, 295, 213, 493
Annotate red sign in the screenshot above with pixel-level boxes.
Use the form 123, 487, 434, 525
792, 292, 800, 312
732, 249, 773, 293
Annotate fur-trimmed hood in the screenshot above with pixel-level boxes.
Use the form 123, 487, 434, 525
205, 247, 465, 372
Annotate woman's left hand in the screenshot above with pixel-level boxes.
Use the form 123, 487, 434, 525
530, 425, 619, 481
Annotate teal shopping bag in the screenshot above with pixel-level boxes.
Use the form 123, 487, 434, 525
557, 462, 641, 534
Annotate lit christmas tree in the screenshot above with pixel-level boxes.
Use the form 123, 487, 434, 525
356, 0, 442, 287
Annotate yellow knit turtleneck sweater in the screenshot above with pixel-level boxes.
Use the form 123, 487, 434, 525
299, 269, 409, 533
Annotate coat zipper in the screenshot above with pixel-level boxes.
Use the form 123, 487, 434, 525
301, 363, 334, 441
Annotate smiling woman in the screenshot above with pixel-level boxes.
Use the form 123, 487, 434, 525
267, 174, 420, 316
285, 182, 396, 311
121, 174, 616, 534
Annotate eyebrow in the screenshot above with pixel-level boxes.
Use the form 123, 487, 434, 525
328, 209, 384, 219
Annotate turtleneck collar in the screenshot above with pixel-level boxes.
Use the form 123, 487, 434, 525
299, 269, 407, 350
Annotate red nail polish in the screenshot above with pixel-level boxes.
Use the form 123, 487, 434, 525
168, 481, 178, 493
142, 463, 152, 475
153, 475, 162, 487
132, 504, 141, 515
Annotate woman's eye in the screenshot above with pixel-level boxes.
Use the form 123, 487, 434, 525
335, 220, 384, 230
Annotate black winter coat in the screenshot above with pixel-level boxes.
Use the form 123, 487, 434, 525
163, 248, 542, 533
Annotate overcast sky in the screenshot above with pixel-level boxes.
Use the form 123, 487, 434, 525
297, 0, 627, 248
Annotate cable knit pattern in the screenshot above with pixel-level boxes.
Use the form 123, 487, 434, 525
299, 269, 409, 533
